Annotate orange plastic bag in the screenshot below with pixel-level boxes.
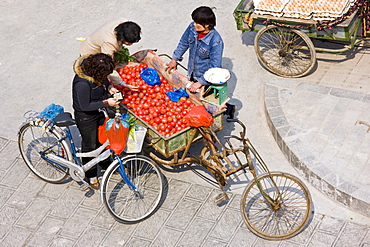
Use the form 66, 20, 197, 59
98, 117, 109, 145
184, 105, 214, 127
105, 117, 129, 154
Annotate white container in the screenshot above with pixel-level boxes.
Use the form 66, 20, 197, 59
125, 125, 147, 153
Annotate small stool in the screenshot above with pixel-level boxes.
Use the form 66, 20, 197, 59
204, 83, 229, 106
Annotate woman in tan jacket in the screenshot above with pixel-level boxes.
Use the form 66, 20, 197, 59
80, 18, 141, 87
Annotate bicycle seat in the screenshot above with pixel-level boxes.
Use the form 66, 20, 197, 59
54, 112, 76, 127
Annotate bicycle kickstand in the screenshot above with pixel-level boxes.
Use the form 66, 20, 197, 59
74, 173, 90, 191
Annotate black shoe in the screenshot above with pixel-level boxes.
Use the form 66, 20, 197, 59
225, 103, 236, 119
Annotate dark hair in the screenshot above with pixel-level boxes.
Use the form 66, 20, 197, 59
82, 53, 115, 84
191, 6, 216, 30
115, 21, 141, 43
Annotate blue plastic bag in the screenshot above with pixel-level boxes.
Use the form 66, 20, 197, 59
166, 88, 189, 102
140, 67, 160, 86
106, 117, 130, 130
37, 104, 64, 123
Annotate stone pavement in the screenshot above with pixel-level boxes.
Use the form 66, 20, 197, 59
263, 40, 370, 218
0, 137, 369, 247
265, 79, 370, 218
1, 0, 370, 246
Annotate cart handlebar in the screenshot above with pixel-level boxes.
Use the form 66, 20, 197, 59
224, 118, 247, 142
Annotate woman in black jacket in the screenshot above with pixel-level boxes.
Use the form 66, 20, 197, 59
72, 53, 120, 189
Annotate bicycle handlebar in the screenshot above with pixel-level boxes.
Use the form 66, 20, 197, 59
99, 108, 120, 118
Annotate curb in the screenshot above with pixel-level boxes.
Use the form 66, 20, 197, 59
264, 81, 370, 218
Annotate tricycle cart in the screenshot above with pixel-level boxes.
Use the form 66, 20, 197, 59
121, 51, 313, 240
233, 0, 370, 77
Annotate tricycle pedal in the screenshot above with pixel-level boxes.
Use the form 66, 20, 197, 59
215, 192, 229, 205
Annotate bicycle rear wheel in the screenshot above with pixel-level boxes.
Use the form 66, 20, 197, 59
240, 172, 312, 240
18, 123, 70, 183
101, 155, 164, 223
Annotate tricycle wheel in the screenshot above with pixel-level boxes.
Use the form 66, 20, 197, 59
240, 172, 312, 240
254, 25, 316, 77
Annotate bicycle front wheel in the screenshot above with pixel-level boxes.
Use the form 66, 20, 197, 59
101, 155, 164, 223
18, 123, 70, 183
240, 172, 312, 240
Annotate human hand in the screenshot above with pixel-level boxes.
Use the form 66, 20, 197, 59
188, 82, 202, 93
108, 86, 119, 95
107, 98, 120, 107
165, 59, 177, 73
124, 84, 139, 91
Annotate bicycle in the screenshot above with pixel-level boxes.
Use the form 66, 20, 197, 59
17, 108, 164, 223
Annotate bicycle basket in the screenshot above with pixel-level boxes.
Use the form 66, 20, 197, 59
124, 125, 147, 153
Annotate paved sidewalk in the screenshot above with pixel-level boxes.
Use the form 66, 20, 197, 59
1, 0, 370, 246
265, 79, 370, 218
0, 137, 369, 246
262, 40, 370, 218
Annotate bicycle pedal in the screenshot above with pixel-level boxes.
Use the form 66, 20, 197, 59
79, 183, 90, 191
214, 193, 229, 206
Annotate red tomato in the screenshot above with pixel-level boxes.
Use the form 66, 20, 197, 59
154, 118, 161, 124
160, 108, 166, 115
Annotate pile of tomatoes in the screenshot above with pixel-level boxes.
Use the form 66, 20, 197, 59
116, 63, 196, 137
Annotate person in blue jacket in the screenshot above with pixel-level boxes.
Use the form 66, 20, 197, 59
166, 6, 235, 118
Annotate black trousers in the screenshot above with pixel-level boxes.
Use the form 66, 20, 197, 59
74, 111, 105, 179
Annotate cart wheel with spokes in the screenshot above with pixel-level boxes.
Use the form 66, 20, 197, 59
254, 25, 316, 77
240, 172, 312, 240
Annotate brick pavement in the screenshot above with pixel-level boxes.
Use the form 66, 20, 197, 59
0, 137, 369, 246
1, 0, 370, 246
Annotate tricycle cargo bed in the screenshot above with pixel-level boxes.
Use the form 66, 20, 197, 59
126, 107, 225, 158
125, 51, 226, 158
234, 0, 361, 41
